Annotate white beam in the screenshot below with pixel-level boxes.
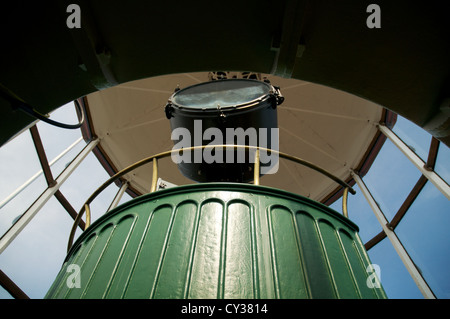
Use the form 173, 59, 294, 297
351, 171, 436, 299
0, 138, 99, 254
107, 181, 128, 212
378, 124, 450, 200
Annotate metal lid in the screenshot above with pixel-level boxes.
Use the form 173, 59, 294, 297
170, 79, 272, 110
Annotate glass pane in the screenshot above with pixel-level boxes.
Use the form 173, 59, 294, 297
0, 130, 48, 237
0, 174, 47, 237
0, 130, 43, 197
435, 143, 450, 182
90, 182, 123, 222
59, 152, 121, 224
395, 182, 450, 298
0, 283, 14, 299
329, 196, 343, 213
392, 116, 432, 162
329, 184, 383, 244
173, 79, 270, 108
363, 138, 422, 221
368, 238, 423, 299
0, 197, 75, 299
49, 140, 87, 179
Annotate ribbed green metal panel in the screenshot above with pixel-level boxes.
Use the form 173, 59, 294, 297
45, 183, 386, 299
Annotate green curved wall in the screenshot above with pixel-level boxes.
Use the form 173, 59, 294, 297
45, 183, 386, 299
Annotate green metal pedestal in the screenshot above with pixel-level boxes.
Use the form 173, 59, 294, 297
45, 183, 386, 299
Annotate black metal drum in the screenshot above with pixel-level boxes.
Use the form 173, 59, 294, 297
165, 78, 283, 183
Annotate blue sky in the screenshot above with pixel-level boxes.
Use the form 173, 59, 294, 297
0, 102, 449, 299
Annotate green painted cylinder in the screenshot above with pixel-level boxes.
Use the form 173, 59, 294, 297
45, 183, 386, 299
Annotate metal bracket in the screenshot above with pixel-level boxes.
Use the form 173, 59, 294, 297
217, 104, 227, 122
165, 103, 174, 119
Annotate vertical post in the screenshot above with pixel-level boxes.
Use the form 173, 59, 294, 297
378, 124, 450, 200
351, 170, 436, 299
150, 158, 158, 193
254, 148, 260, 185
0, 138, 99, 254
84, 203, 91, 230
342, 187, 349, 218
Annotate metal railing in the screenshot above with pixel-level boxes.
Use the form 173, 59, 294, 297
67, 145, 356, 252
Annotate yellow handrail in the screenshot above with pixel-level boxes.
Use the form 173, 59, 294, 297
150, 158, 158, 193
342, 187, 349, 219
254, 148, 260, 186
67, 145, 355, 252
